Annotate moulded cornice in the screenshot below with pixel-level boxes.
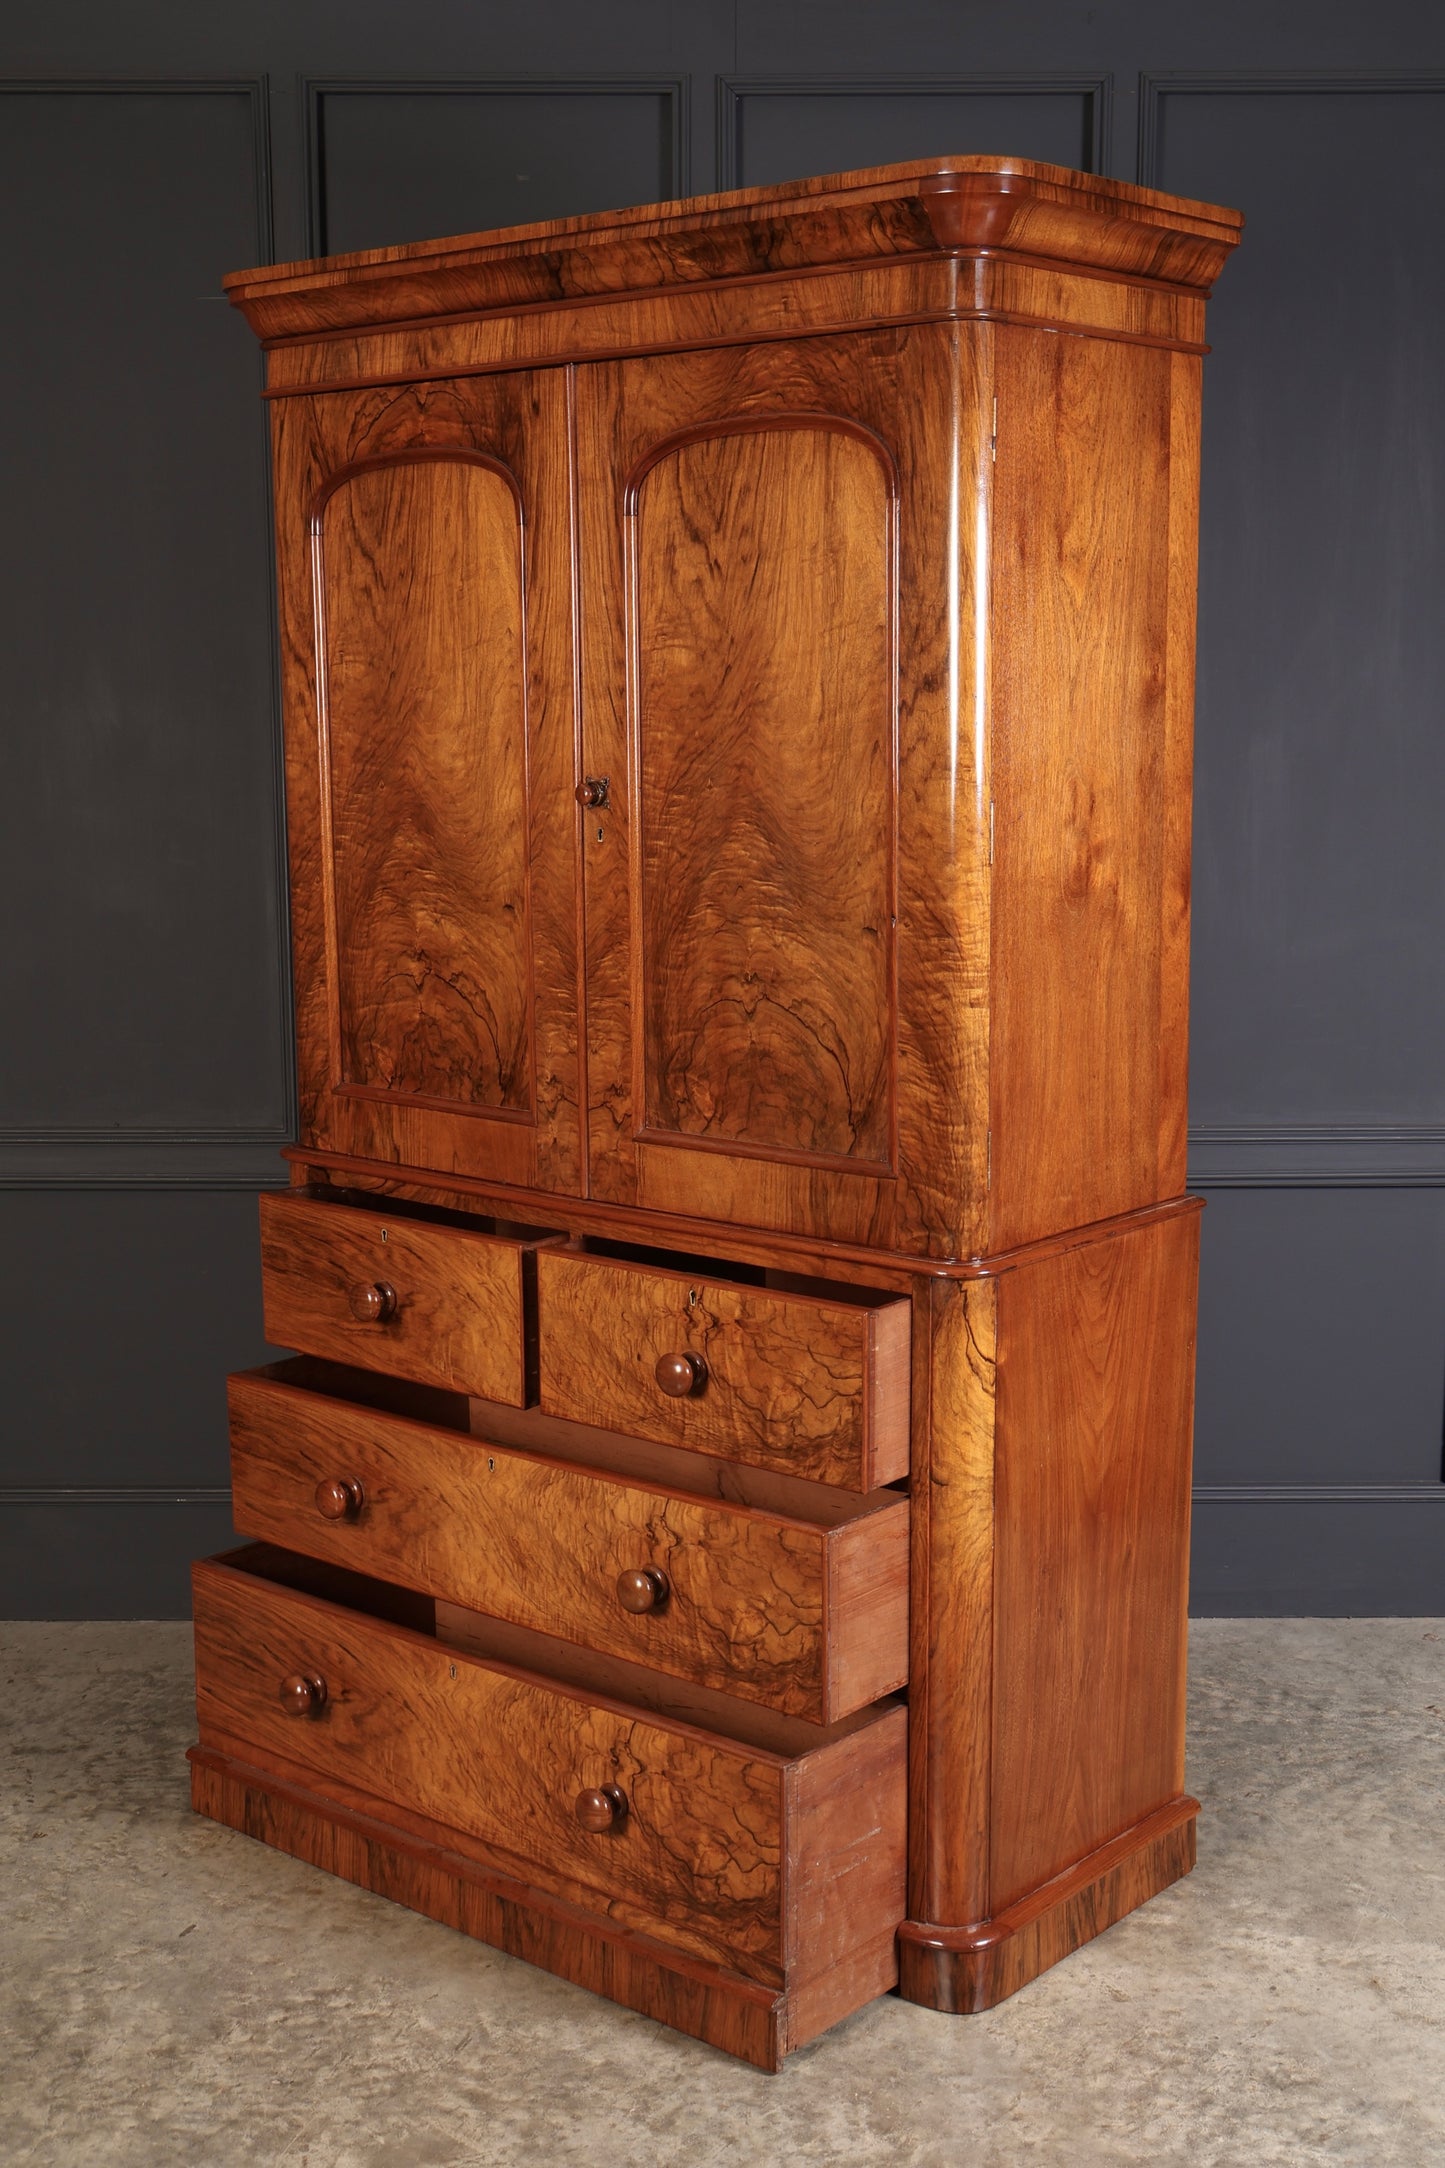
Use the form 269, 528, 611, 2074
223, 154, 1243, 343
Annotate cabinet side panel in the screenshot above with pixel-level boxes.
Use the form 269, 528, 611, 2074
988, 1211, 1198, 1913
989, 326, 1184, 1248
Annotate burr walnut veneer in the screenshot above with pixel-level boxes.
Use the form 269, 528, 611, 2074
191, 156, 1241, 2068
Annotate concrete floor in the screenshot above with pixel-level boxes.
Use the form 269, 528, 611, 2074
2, 1622, 1443, 2168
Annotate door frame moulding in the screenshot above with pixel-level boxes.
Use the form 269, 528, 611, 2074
714, 74, 1113, 191
301, 75, 692, 258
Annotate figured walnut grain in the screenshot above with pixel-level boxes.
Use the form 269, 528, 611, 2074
987, 327, 1193, 1249
256, 256, 1205, 405
207, 154, 1242, 2056
192, 1552, 906, 1993
904, 1207, 1200, 1962
190, 1745, 791, 2068
259, 1191, 553, 1406
222, 156, 1241, 341
227, 1363, 907, 1721
987, 1209, 1199, 1911
574, 330, 988, 1257
536, 1248, 909, 1490
632, 420, 895, 1168
271, 373, 583, 1193
318, 454, 531, 1111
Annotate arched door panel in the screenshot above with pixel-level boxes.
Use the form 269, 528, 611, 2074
272, 375, 581, 1192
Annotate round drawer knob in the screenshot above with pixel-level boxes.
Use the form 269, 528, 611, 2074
574, 1784, 628, 1832
348, 1280, 397, 1324
654, 1351, 705, 1399
280, 1673, 327, 1717
575, 777, 609, 809
314, 1476, 363, 1521
616, 1567, 668, 1614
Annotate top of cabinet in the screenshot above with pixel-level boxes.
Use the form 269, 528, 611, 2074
224, 155, 1243, 343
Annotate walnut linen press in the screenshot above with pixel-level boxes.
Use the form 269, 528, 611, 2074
191, 158, 1243, 2068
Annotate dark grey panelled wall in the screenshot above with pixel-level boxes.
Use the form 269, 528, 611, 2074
2, 1, 1442, 1616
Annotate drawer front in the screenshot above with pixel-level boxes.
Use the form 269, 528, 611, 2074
260, 1193, 547, 1406
228, 1368, 908, 1723
537, 1251, 910, 1489
193, 1554, 902, 1982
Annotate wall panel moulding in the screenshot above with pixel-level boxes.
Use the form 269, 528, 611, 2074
0, 76, 293, 1193
302, 76, 691, 256
715, 74, 1112, 189
1136, 69, 1445, 186
1187, 1127, 1445, 1190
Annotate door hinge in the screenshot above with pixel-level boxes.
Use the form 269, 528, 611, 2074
988, 799, 995, 866
986, 1129, 992, 1186
990, 394, 997, 463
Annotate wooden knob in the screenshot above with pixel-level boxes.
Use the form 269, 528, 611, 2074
280, 1673, 327, 1716
574, 1784, 627, 1832
314, 1476, 363, 1521
347, 1280, 396, 1323
616, 1567, 668, 1614
575, 776, 610, 809
654, 1351, 704, 1398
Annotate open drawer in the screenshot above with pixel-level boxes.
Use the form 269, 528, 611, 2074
259, 1190, 561, 1407
227, 1359, 907, 1723
191, 1545, 906, 2050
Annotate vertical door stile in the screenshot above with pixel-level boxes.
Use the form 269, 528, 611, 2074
564, 360, 592, 1200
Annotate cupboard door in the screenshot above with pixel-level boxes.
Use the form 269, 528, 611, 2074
272, 375, 582, 1192
574, 335, 988, 1255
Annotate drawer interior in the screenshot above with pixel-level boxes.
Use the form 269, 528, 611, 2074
250, 1355, 904, 1525
230, 1362, 908, 1724
298, 1183, 560, 1246
433, 1597, 901, 1759
576, 1230, 909, 1307
211, 1539, 438, 1637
